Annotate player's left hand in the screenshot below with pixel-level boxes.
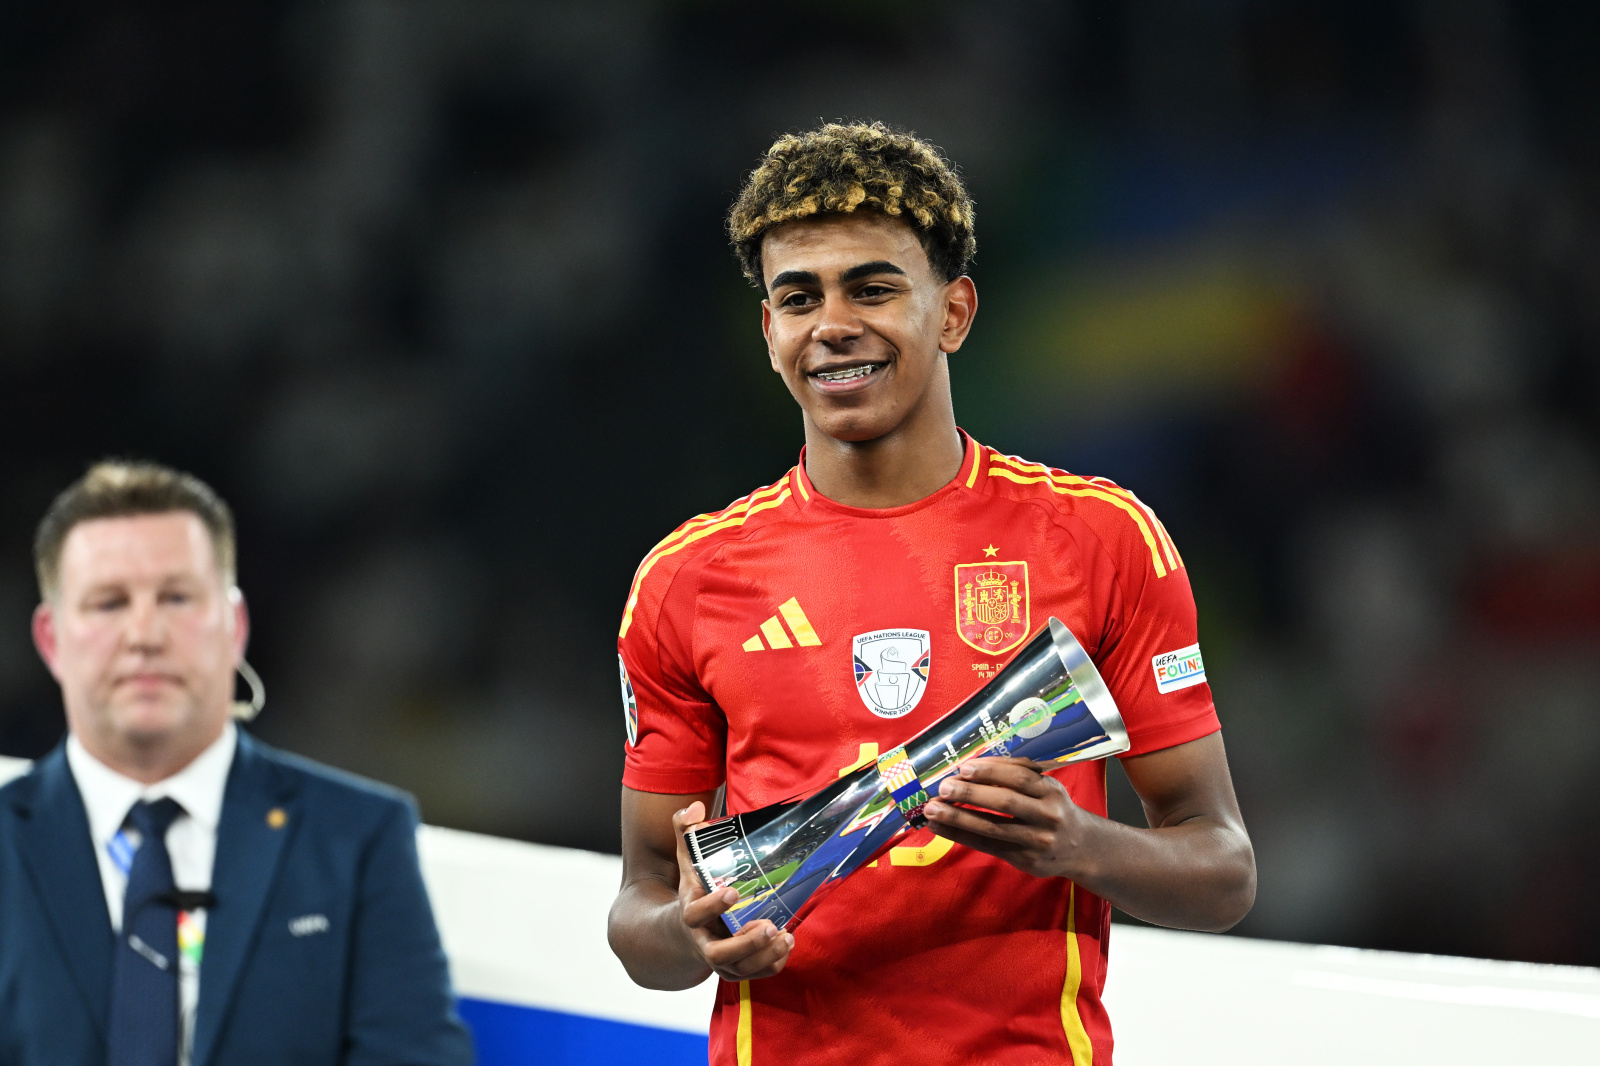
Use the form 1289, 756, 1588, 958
922, 757, 1090, 880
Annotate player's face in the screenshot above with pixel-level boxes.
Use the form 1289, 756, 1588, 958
33, 512, 245, 765
760, 213, 976, 443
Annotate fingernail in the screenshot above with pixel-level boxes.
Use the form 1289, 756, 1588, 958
723, 888, 738, 903
675, 808, 688, 818
784, 933, 795, 947
959, 764, 974, 778
939, 779, 956, 796
767, 924, 780, 939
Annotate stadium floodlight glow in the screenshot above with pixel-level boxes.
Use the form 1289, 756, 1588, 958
685, 617, 1129, 936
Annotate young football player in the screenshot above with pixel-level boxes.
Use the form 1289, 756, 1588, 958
608, 122, 1255, 1065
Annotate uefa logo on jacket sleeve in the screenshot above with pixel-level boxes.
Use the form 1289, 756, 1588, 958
851, 629, 931, 718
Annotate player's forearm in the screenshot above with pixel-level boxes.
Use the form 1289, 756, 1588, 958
1065, 810, 1255, 932
607, 879, 714, 990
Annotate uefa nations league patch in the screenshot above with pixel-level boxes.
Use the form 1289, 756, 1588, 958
852, 629, 931, 719
618, 654, 638, 745
1151, 644, 1205, 694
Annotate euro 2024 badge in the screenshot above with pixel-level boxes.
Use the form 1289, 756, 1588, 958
852, 629, 932, 719
954, 561, 1030, 656
618, 653, 638, 745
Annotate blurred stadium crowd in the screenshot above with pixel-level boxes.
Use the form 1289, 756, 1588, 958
2, 1, 1596, 966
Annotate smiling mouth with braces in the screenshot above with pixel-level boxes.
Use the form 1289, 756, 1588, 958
814, 364, 881, 383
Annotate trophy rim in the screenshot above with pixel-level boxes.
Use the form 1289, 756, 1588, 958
1046, 616, 1131, 757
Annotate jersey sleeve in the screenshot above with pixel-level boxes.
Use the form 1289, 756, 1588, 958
618, 551, 727, 794
1075, 504, 1221, 758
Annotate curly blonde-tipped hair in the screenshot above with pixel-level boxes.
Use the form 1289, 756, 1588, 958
728, 121, 976, 287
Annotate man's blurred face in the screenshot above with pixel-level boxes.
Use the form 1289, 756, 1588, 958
34, 512, 245, 768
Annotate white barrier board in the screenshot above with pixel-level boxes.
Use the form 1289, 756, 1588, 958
5, 755, 1597, 1063
1101, 924, 1600, 1064
416, 823, 715, 1033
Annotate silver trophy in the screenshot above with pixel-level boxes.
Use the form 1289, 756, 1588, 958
685, 617, 1129, 935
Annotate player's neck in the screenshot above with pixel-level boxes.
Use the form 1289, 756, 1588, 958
802, 395, 964, 510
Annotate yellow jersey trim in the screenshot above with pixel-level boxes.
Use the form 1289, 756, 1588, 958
988, 453, 1180, 572
987, 466, 1170, 578
1061, 883, 1093, 1064
619, 486, 794, 637
737, 980, 754, 1066
638, 480, 792, 562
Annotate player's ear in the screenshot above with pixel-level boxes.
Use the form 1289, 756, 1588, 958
939, 276, 978, 355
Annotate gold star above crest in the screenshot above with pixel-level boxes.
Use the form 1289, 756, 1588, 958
982, 544, 998, 557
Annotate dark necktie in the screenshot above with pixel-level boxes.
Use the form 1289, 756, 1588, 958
108, 797, 185, 1066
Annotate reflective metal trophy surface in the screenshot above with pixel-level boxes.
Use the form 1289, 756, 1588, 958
685, 617, 1129, 935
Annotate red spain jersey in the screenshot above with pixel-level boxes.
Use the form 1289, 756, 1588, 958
618, 434, 1220, 1066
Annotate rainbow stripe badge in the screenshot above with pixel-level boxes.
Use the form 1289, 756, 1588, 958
177, 910, 204, 968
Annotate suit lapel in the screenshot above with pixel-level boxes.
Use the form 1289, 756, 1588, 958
191, 733, 298, 1066
10, 746, 115, 1039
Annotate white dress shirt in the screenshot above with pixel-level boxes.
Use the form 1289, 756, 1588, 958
67, 722, 237, 1066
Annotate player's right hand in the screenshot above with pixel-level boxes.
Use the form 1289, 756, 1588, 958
672, 801, 795, 981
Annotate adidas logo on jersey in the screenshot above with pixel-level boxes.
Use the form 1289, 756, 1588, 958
742, 598, 821, 650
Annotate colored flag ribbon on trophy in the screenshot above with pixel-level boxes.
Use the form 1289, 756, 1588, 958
874, 745, 929, 823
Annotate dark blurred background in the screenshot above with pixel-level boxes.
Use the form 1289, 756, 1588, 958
3, 0, 1597, 966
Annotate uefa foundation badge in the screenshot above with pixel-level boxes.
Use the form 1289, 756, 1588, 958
954, 561, 1030, 655
852, 629, 932, 719
1151, 643, 1206, 693
618, 654, 638, 745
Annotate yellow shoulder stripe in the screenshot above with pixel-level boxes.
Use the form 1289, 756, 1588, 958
1152, 513, 1184, 569
636, 479, 792, 566
619, 486, 794, 637
988, 466, 1169, 578
988, 454, 1180, 573
1074, 471, 1180, 570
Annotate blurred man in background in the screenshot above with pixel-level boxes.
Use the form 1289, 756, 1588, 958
0, 461, 473, 1066
609, 123, 1255, 1064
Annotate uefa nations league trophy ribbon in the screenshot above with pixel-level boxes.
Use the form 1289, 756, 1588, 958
685, 617, 1129, 935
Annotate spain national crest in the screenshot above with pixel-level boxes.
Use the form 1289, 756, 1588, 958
954, 560, 1030, 655
852, 629, 931, 719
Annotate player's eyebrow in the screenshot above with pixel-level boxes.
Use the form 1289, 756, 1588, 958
839, 260, 907, 283
769, 269, 820, 290
769, 261, 909, 292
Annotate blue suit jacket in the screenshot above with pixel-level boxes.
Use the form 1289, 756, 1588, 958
0, 732, 474, 1066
